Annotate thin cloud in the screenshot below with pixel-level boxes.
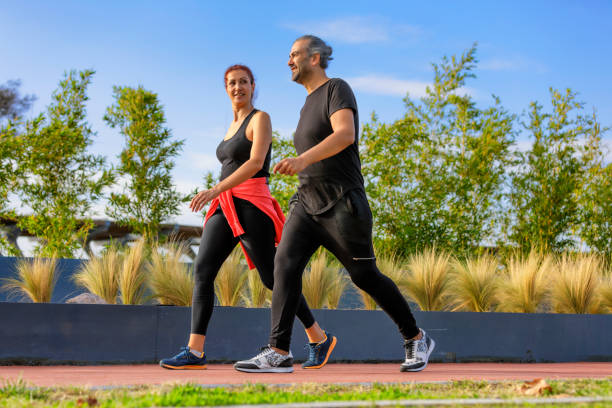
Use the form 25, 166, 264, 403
480, 57, 548, 73
283, 16, 420, 44
188, 152, 221, 172
346, 75, 477, 99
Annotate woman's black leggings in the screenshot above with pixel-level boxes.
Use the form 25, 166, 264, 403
191, 197, 315, 335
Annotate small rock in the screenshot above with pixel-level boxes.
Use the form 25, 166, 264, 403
66, 293, 107, 304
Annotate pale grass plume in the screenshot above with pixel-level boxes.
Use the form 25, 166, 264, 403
599, 267, 612, 313
376, 249, 408, 295
404, 247, 452, 311
74, 247, 120, 304
118, 238, 148, 305
551, 253, 602, 314
302, 248, 336, 309
326, 260, 348, 310
2, 257, 58, 303
215, 246, 247, 306
147, 241, 193, 306
358, 289, 378, 310
496, 251, 551, 313
242, 268, 271, 308
449, 254, 499, 312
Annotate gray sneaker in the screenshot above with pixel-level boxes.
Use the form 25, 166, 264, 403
400, 329, 435, 372
234, 346, 294, 373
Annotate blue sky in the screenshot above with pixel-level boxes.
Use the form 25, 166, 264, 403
3, 0, 611, 227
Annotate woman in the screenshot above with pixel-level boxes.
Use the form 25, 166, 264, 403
160, 65, 336, 372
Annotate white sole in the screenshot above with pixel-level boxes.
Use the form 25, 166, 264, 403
234, 366, 294, 373
401, 338, 436, 372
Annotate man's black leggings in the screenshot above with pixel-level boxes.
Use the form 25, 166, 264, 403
269, 188, 420, 351
191, 197, 315, 335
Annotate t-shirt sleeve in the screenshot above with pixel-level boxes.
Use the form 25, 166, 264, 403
328, 79, 357, 118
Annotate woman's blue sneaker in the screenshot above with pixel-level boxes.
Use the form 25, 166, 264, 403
160, 346, 207, 370
302, 331, 337, 369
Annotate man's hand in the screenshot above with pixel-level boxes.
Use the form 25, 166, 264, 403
190, 188, 221, 213
273, 156, 309, 175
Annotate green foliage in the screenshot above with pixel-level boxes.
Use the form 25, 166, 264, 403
505, 88, 604, 252
269, 131, 299, 213
0, 121, 23, 255
16, 70, 113, 258
361, 44, 515, 256
580, 161, 612, 257
104, 85, 186, 241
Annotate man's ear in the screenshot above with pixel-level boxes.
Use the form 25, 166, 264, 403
311, 53, 321, 67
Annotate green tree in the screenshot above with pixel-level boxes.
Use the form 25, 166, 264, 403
104, 86, 186, 241
0, 79, 36, 123
269, 132, 299, 213
505, 88, 604, 252
17, 69, 114, 258
361, 44, 515, 256
0, 121, 23, 255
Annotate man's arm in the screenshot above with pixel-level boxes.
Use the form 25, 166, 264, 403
273, 108, 355, 175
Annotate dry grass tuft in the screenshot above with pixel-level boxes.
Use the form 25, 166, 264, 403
599, 269, 612, 313
449, 254, 499, 312
404, 247, 452, 311
118, 239, 148, 305
326, 260, 348, 310
242, 268, 271, 308
74, 247, 120, 304
214, 246, 247, 306
2, 257, 58, 303
147, 241, 194, 306
302, 248, 337, 309
496, 251, 551, 313
551, 253, 602, 314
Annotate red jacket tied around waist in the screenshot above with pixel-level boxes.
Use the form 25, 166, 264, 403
203, 177, 285, 269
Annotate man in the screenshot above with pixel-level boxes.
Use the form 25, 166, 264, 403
234, 35, 435, 373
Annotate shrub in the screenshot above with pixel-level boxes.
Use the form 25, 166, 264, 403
2, 257, 58, 302
551, 253, 602, 314
496, 251, 551, 313
404, 247, 452, 311
148, 241, 193, 306
73, 247, 120, 304
214, 246, 246, 307
449, 254, 499, 312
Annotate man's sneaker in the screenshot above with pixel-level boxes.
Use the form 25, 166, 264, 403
302, 331, 337, 369
160, 346, 207, 370
234, 346, 294, 373
400, 329, 435, 372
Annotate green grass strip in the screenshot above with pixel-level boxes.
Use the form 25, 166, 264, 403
1, 378, 611, 407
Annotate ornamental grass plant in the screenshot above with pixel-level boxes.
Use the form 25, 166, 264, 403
118, 238, 148, 305
2, 257, 58, 303
599, 273, 612, 313
496, 251, 551, 313
148, 241, 194, 306
73, 246, 120, 304
327, 266, 348, 309
241, 268, 271, 308
302, 248, 337, 309
551, 253, 602, 314
214, 246, 247, 306
449, 254, 499, 312
404, 247, 452, 311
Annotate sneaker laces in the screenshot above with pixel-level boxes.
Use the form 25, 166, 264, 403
303, 343, 319, 361
254, 346, 274, 359
405, 340, 417, 360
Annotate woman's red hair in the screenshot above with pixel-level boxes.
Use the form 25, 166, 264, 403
224, 64, 254, 85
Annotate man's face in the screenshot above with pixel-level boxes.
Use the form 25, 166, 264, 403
288, 40, 311, 83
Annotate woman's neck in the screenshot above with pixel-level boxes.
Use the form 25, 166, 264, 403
232, 103, 254, 122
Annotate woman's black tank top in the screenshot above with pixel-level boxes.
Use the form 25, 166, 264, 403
216, 109, 271, 181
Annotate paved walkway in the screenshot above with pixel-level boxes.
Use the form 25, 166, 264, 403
1, 363, 611, 388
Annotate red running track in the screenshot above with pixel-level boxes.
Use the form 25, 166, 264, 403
1, 363, 611, 388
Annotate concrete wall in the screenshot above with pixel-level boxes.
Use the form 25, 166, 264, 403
1, 302, 611, 365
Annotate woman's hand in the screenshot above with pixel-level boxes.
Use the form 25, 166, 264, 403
190, 188, 221, 213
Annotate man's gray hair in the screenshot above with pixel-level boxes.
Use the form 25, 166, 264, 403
295, 35, 333, 69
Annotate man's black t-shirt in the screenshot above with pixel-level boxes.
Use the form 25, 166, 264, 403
294, 78, 364, 215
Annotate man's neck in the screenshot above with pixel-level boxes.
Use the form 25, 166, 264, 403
303, 71, 330, 94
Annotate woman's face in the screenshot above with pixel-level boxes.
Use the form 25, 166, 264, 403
225, 69, 254, 105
